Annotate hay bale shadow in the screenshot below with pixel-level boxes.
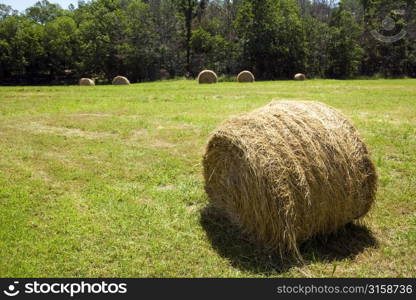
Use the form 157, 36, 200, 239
200, 207, 378, 275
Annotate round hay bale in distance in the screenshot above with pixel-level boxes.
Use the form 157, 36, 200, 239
159, 68, 170, 80
237, 71, 255, 83
197, 70, 217, 84
79, 78, 95, 86
112, 76, 130, 85
294, 73, 306, 81
203, 100, 377, 256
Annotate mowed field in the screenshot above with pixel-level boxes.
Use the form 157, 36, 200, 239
0, 79, 415, 277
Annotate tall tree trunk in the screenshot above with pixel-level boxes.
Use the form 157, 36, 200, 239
185, 0, 193, 75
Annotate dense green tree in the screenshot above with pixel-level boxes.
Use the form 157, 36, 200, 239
25, 0, 65, 25
327, 5, 364, 78
0, 16, 45, 82
124, 0, 158, 81
43, 16, 79, 79
175, 0, 208, 75
0, 0, 415, 84
303, 16, 332, 78
148, 0, 185, 77
78, 0, 128, 80
235, 0, 306, 79
360, 0, 416, 77
190, 28, 235, 74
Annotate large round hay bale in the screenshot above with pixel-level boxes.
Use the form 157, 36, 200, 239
79, 78, 95, 86
294, 73, 306, 81
237, 71, 255, 83
203, 100, 377, 256
197, 70, 217, 84
112, 76, 130, 85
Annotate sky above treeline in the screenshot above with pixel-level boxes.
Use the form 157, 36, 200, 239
1, 0, 78, 11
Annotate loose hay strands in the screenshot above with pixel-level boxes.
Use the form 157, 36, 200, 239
112, 76, 130, 85
203, 100, 377, 258
79, 78, 95, 86
294, 73, 306, 81
198, 70, 218, 84
237, 71, 255, 83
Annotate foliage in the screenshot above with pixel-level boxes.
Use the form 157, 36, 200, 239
0, 0, 415, 83
25, 0, 65, 25
327, 7, 364, 78
235, 0, 306, 79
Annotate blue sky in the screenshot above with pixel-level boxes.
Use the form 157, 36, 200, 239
1, 0, 78, 11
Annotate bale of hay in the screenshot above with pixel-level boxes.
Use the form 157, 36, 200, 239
237, 71, 255, 83
197, 70, 217, 84
203, 100, 377, 257
159, 68, 170, 80
79, 78, 95, 86
294, 73, 306, 81
112, 76, 130, 85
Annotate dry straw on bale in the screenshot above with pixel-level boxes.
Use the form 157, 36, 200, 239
79, 78, 95, 86
294, 73, 306, 81
112, 76, 130, 85
203, 100, 377, 257
237, 71, 255, 83
198, 70, 217, 84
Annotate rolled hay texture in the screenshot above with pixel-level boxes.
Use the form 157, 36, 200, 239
79, 78, 95, 86
237, 71, 255, 83
112, 76, 130, 85
203, 100, 377, 256
198, 70, 217, 84
294, 73, 306, 81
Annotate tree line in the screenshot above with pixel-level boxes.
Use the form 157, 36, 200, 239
0, 0, 415, 84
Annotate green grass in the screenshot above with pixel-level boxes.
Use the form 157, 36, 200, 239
0, 79, 415, 277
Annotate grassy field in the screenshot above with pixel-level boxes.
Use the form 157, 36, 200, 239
0, 79, 415, 277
